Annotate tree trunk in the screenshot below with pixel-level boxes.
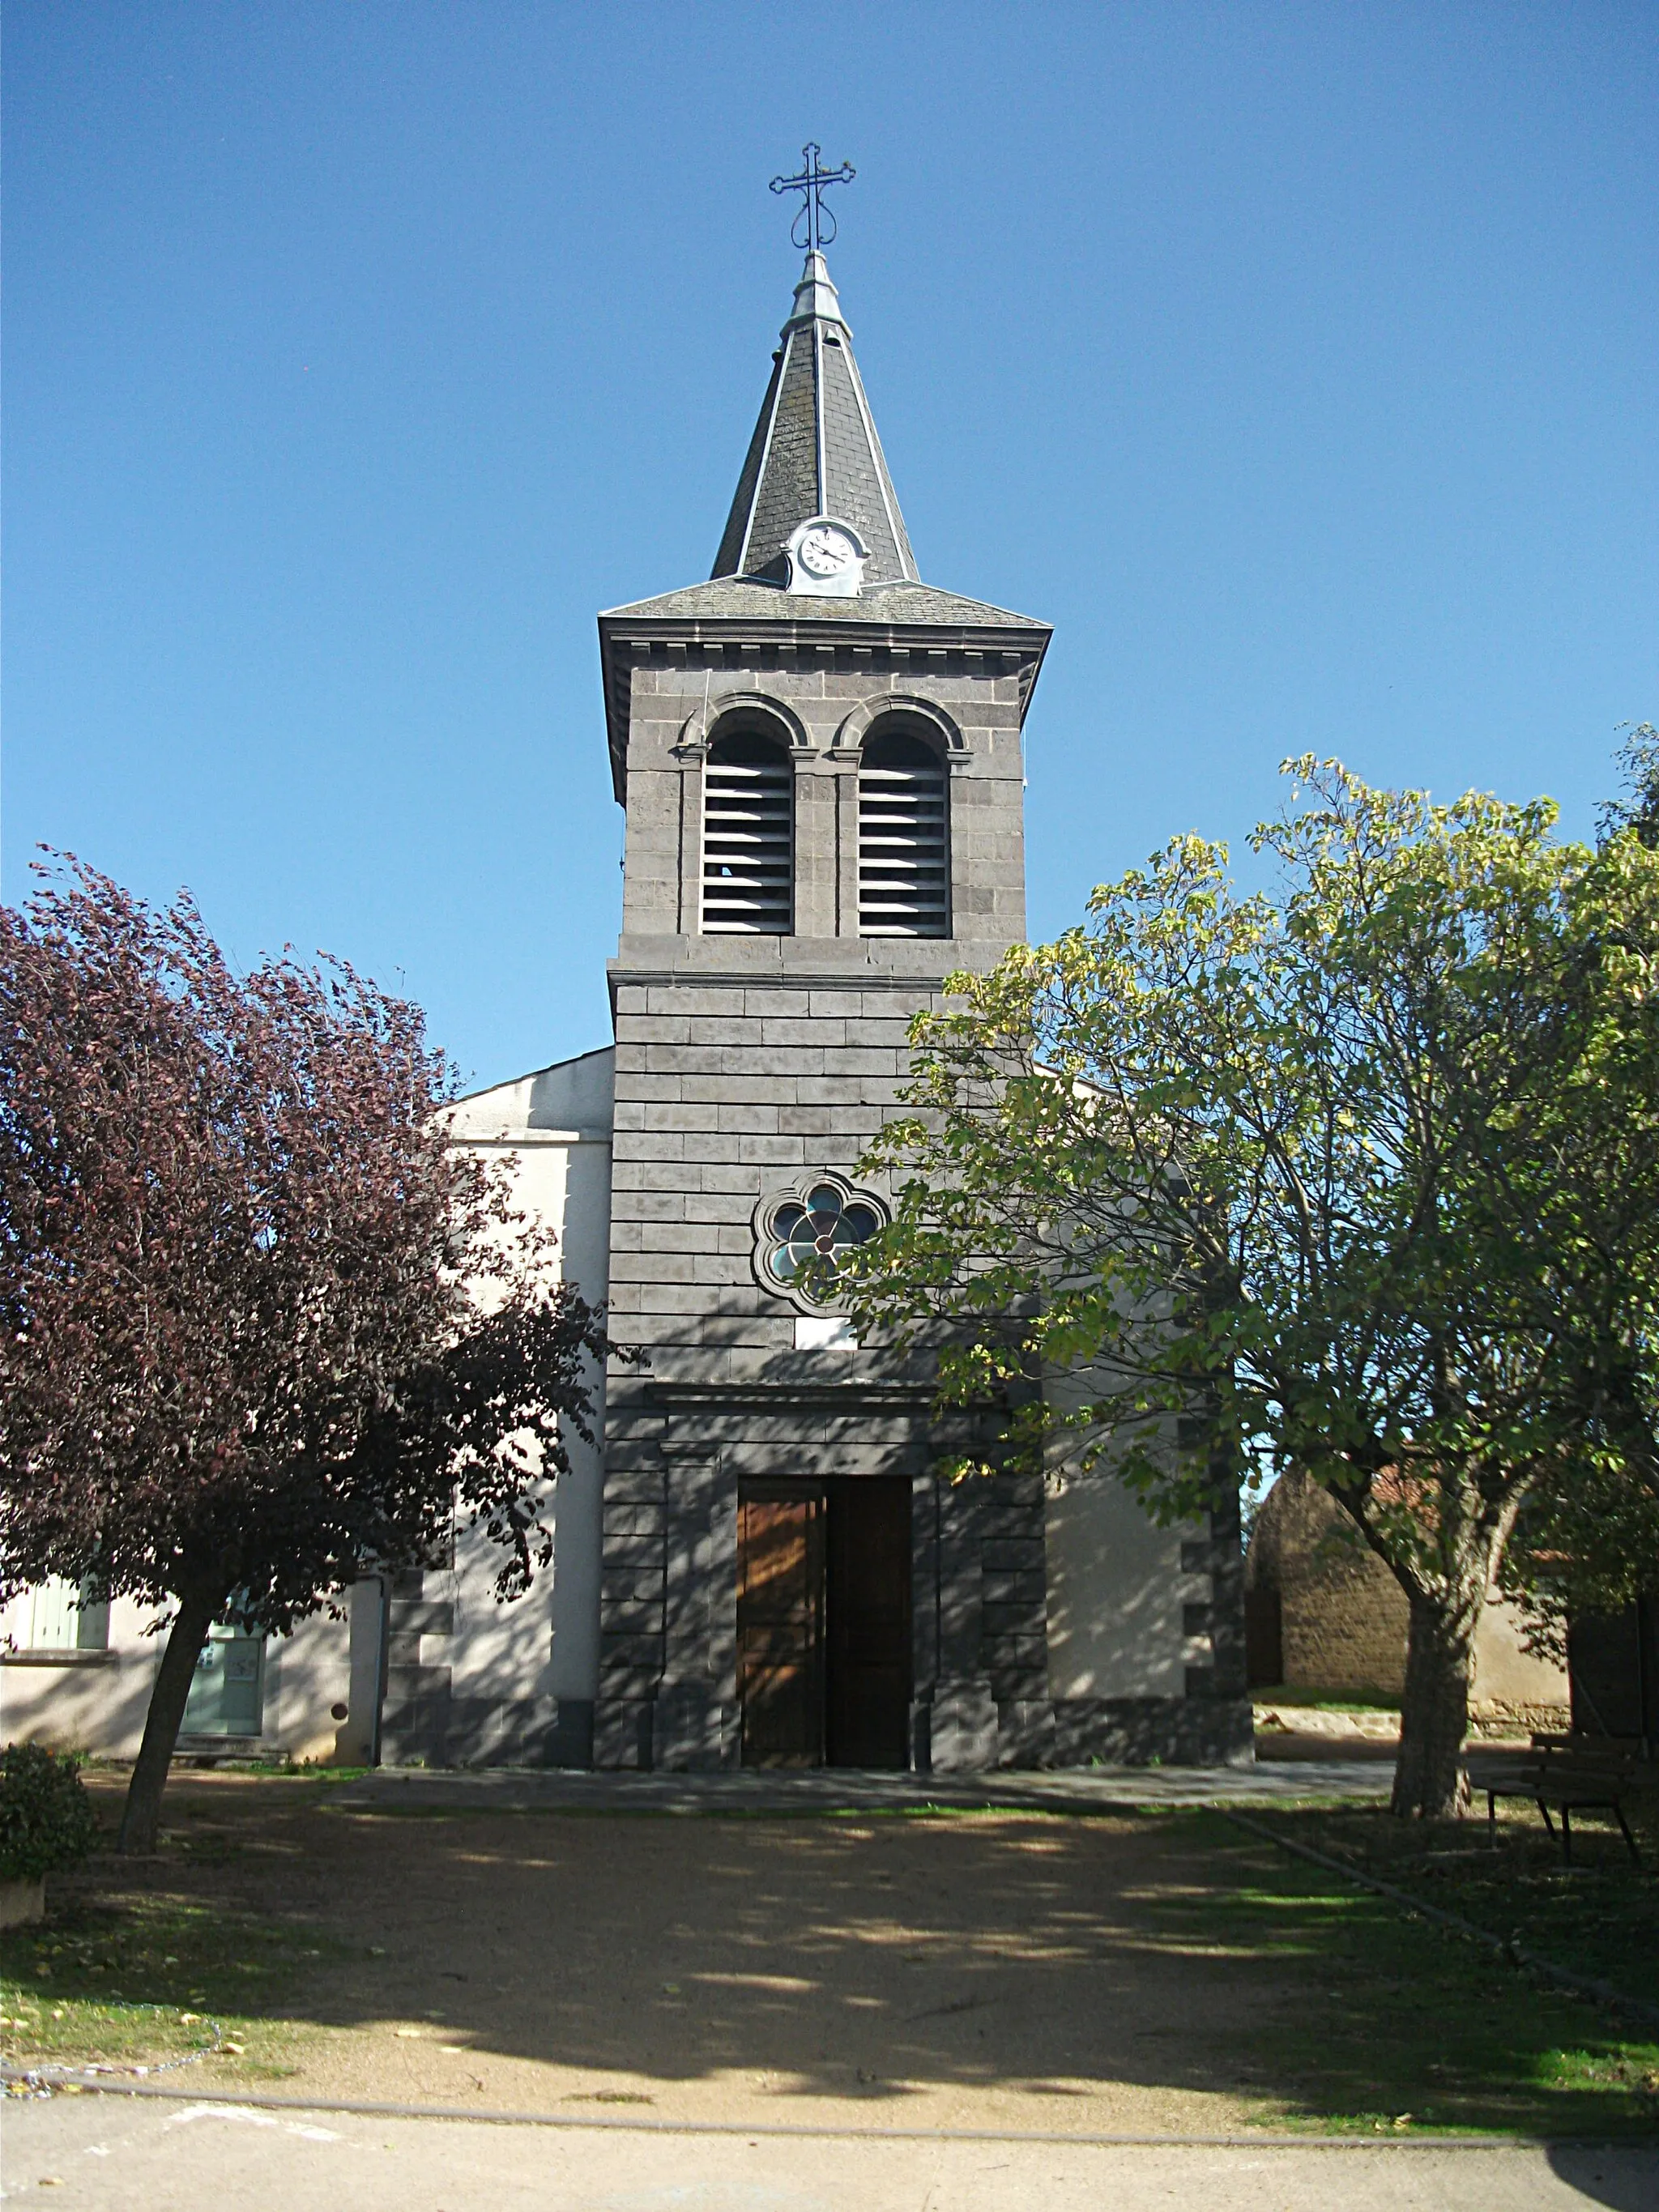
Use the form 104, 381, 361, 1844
1391, 1588, 1481, 1819
117, 1583, 222, 1854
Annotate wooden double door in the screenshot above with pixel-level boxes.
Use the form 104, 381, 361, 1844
737, 1479, 911, 1769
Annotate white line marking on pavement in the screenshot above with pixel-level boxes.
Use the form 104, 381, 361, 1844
165, 2102, 338, 2141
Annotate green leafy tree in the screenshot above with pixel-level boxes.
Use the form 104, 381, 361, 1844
847, 761, 1659, 1818
1501, 727, 1659, 1638
1598, 722, 1659, 850
0, 860, 628, 1852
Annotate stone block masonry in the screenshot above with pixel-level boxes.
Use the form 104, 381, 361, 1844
582, 578, 1250, 1776
591, 596, 1051, 1772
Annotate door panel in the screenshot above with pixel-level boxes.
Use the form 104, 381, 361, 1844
182, 1623, 265, 1737
738, 1494, 823, 1766
826, 1481, 912, 1770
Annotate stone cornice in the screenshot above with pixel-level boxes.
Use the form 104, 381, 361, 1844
606, 960, 966, 992
644, 1379, 936, 1413
598, 612, 1050, 804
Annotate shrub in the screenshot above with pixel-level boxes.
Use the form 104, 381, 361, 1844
0, 1743, 100, 1881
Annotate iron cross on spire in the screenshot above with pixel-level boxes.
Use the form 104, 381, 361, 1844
770, 143, 856, 254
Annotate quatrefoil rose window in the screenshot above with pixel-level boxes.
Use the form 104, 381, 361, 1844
756, 1175, 887, 1310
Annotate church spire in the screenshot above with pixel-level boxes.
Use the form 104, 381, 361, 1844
710, 249, 919, 586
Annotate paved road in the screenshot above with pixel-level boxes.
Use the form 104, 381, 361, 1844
3, 2091, 1653, 2210
334, 1758, 1396, 1815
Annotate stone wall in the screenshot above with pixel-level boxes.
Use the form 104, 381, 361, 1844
1247, 1473, 1410, 1697
595, 621, 1036, 1771
1244, 1469, 1569, 1715
587, 600, 1252, 1771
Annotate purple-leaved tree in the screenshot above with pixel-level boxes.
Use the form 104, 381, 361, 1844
0, 859, 629, 1852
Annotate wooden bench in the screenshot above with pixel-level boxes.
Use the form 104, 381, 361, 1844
1473, 1733, 1643, 1866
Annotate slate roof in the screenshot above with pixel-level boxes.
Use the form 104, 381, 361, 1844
710, 254, 919, 585
600, 577, 1048, 633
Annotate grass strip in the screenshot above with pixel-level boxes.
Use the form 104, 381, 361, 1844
0, 1889, 349, 2077
1220, 1808, 1659, 2031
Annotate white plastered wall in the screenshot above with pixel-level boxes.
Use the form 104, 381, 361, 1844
1, 1047, 614, 1769
1041, 1362, 1206, 1700
0, 1587, 360, 1766
445, 1049, 615, 1719
1, 1592, 159, 1758
1473, 1594, 1570, 1709
1044, 1472, 1199, 1698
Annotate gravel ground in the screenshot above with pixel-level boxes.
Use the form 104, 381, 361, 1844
36, 1774, 1326, 2136
11, 1768, 1650, 2145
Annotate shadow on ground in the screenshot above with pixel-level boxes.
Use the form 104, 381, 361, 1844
2, 1773, 1656, 2139
1549, 2146, 1659, 2209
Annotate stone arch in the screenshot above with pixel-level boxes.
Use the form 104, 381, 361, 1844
676, 691, 812, 759
830, 693, 967, 764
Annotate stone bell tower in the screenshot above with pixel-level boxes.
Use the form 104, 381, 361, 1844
586, 233, 1059, 1775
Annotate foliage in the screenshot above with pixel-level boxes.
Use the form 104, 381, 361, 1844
0, 858, 633, 1847
1501, 722, 1659, 1634
848, 760, 1659, 1814
1499, 1451, 1659, 1651
0, 1744, 100, 1882
1597, 721, 1659, 850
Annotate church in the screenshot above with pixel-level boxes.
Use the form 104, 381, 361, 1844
2, 219, 1252, 1777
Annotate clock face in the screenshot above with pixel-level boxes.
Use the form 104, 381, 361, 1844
796, 525, 858, 578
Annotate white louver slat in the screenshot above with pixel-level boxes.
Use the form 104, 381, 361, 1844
859, 734, 949, 937
702, 735, 793, 934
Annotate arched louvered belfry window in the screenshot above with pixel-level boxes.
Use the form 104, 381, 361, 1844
702, 726, 794, 934
858, 726, 949, 936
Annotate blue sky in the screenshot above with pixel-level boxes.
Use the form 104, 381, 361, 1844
6, 2, 1655, 1089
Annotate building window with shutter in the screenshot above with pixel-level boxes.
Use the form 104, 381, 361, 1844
702, 728, 794, 934
858, 727, 949, 937
24, 1578, 110, 1652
